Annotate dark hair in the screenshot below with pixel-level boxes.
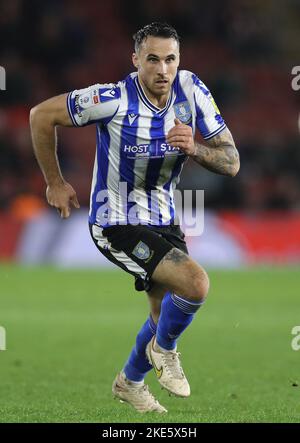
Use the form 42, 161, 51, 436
133, 22, 180, 52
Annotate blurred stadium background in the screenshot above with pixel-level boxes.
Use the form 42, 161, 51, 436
1, 0, 300, 423
1, 0, 300, 266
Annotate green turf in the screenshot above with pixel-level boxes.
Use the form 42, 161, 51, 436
0, 264, 299, 423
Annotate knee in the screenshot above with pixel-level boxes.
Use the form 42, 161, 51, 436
188, 268, 210, 302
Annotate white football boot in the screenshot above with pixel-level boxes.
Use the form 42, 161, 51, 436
112, 372, 167, 413
146, 336, 190, 397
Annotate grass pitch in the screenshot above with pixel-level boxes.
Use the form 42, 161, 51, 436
0, 265, 299, 423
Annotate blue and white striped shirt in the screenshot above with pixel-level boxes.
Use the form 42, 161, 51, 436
67, 70, 226, 227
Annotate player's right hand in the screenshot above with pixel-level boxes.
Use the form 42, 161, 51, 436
46, 181, 80, 219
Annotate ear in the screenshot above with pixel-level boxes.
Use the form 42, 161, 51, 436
132, 53, 139, 69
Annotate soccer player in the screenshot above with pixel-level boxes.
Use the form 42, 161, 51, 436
30, 22, 239, 413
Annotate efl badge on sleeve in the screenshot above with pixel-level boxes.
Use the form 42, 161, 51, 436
174, 101, 192, 124
79, 91, 92, 108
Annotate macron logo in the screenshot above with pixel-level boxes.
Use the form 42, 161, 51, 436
128, 113, 138, 125
100, 89, 116, 98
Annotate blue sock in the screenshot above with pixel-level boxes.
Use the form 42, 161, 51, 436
123, 315, 156, 382
156, 292, 204, 350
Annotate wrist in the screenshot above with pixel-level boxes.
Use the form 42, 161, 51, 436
47, 176, 65, 187
189, 142, 199, 158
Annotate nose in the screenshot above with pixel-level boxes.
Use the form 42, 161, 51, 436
158, 61, 168, 75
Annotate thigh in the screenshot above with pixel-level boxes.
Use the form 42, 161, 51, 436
151, 247, 208, 300
89, 223, 176, 289
152, 224, 189, 256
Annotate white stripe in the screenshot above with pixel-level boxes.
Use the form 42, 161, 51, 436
92, 225, 147, 278
89, 142, 98, 217
104, 83, 129, 224
157, 107, 182, 223
178, 71, 197, 136
131, 101, 153, 224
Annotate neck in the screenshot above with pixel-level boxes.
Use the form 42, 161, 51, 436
138, 75, 169, 110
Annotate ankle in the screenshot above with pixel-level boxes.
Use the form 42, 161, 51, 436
153, 337, 176, 353
121, 371, 144, 386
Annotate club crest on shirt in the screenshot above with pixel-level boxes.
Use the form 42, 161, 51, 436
132, 241, 152, 261
173, 101, 192, 124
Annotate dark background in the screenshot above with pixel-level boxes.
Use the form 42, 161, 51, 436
1, 0, 300, 216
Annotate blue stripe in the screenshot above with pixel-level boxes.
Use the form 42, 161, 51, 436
67, 92, 79, 126
160, 73, 190, 222
119, 77, 139, 223
162, 156, 186, 222
145, 115, 165, 225
89, 124, 111, 225
192, 73, 227, 139
194, 94, 209, 137
192, 73, 210, 96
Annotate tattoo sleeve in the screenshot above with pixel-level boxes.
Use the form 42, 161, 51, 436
161, 248, 189, 265
191, 128, 240, 177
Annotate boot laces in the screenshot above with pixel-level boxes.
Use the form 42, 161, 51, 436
162, 351, 184, 378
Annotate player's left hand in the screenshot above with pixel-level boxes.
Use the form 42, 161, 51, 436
166, 118, 196, 156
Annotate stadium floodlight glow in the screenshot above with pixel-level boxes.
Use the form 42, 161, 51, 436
0, 326, 6, 351
0, 66, 6, 90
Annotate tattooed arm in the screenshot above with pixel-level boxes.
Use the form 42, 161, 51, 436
166, 119, 240, 177
191, 128, 240, 177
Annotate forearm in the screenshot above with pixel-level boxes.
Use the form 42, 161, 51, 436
166, 123, 240, 177
29, 94, 79, 218
190, 140, 240, 177
30, 108, 65, 186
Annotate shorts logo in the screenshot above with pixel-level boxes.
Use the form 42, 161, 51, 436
174, 101, 192, 124
132, 241, 151, 260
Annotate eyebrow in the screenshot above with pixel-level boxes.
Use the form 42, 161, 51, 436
146, 53, 177, 59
